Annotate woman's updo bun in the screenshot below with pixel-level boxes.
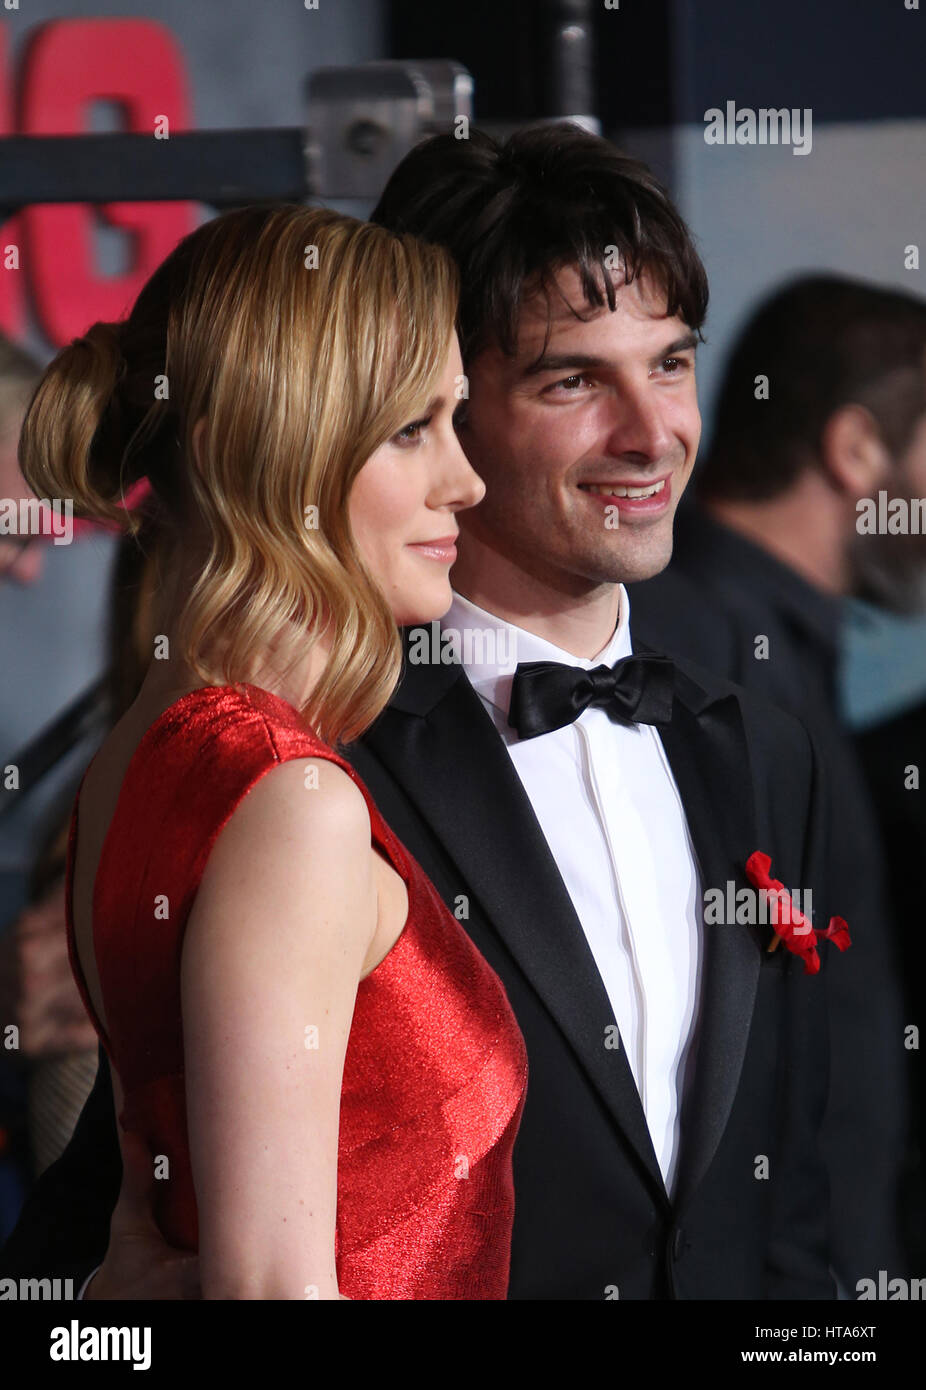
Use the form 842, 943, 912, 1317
19, 317, 158, 531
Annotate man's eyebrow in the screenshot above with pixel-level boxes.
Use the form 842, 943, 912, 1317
656, 331, 699, 360
521, 333, 699, 379
521, 353, 612, 378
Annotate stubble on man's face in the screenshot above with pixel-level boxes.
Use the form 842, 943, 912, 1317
451, 267, 702, 602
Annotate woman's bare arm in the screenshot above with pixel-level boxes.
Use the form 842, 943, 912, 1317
181, 757, 377, 1300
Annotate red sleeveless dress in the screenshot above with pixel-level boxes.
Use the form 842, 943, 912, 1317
64, 682, 528, 1300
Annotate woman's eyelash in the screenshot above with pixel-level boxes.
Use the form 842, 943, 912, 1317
394, 416, 431, 443
393, 406, 469, 444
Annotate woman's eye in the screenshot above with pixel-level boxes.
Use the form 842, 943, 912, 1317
393, 416, 430, 446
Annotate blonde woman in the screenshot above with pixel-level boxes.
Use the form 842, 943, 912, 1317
19, 205, 528, 1300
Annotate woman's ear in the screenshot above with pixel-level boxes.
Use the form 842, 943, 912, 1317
819, 403, 892, 502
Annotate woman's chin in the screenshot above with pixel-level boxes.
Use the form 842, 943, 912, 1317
391, 578, 455, 628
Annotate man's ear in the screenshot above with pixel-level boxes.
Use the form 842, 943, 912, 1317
819, 403, 892, 502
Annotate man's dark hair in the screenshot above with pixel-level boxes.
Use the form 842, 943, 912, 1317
370, 123, 709, 365
697, 275, 926, 502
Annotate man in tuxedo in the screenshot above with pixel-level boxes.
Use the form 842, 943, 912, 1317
0, 124, 842, 1299
631, 276, 926, 1288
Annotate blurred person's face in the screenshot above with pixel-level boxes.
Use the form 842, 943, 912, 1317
451, 266, 701, 598
0, 414, 44, 585
348, 334, 485, 625
849, 380, 926, 612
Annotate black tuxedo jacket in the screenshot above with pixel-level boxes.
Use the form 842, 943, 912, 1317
0, 637, 837, 1299
631, 504, 913, 1289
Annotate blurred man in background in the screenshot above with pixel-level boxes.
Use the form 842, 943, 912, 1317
631, 275, 926, 1293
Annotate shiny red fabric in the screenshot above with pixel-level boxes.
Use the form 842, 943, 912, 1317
64, 682, 528, 1299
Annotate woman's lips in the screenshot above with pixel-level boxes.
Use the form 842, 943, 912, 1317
407, 535, 458, 562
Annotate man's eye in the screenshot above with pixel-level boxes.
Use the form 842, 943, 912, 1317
547, 375, 592, 394
393, 416, 430, 445
660, 357, 691, 375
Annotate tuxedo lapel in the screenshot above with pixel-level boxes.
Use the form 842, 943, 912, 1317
363, 648, 668, 1197
642, 648, 764, 1214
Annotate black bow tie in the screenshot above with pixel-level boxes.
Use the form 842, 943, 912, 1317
507, 652, 676, 739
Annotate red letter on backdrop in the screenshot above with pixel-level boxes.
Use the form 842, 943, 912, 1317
21, 18, 194, 344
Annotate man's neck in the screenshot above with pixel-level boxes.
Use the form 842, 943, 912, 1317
703, 486, 850, 596
451, 546, 621, 660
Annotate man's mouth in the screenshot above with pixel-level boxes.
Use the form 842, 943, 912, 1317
577, 478, 667, 499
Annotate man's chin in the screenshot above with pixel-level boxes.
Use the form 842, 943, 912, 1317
850, 538, 926, 615
854, 564, 926, 616
602, 532, 675, 585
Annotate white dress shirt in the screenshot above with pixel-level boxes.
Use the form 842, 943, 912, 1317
444, 585, 703, 1197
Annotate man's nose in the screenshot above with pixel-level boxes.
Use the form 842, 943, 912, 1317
603, 388, 673, 463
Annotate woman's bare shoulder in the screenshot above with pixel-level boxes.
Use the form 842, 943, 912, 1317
184, 753, 377, 968
233, 755, 370, 839
190, 753, 373, 911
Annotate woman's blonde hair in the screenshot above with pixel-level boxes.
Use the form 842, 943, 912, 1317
19, 205, 460, 746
